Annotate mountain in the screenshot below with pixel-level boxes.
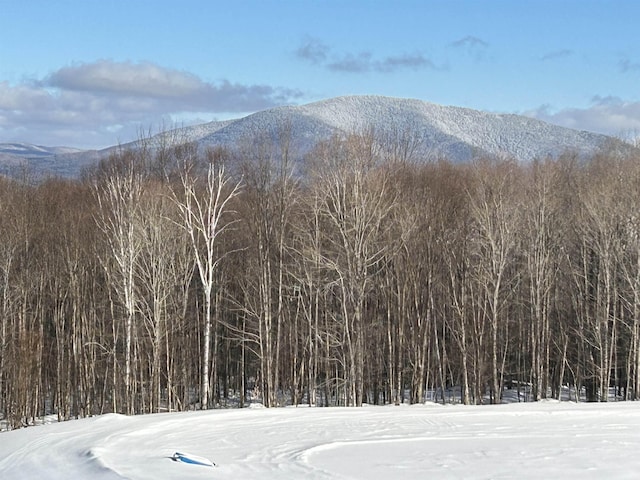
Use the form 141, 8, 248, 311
0, 96, 632, 178
0, 143, 89, 179
140, 95, 625, 162
0, 143, 83, 157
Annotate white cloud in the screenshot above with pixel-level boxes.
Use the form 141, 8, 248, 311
0, 61, 302, 148
526, 97, 640, 138
47, 61, 204, 97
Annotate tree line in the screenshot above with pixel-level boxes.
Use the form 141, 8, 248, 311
1, 129, 640, 429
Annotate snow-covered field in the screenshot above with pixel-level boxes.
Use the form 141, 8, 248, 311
2, 400, 640, 479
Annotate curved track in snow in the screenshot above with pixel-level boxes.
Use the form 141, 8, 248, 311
2, 402, 640, 479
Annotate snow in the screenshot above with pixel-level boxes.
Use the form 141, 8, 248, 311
2, 401, 640, 479
291, 95, 615, 161
0, 143, 83, 156
2, 95, 630, 178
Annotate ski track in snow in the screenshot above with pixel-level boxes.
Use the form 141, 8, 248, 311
2, 402, 640, 479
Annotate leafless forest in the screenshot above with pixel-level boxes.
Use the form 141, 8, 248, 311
2, 129, 640, 428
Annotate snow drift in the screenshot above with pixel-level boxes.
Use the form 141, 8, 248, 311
2, 402, 640, 479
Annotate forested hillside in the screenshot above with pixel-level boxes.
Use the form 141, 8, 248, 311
1, 129, 640, 429
1, 95, 626, 179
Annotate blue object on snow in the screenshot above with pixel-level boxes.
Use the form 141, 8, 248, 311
173, 452, 215, 467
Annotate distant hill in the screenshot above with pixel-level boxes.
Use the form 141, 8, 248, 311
0, 143, 90, 179
0, 96, 632, 178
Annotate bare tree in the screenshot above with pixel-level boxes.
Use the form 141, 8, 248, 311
134, 181, 190, 412
521, 159, 561, 400
94, 151, 144, 414
234, 123, 298, 407
307, 132, 397, 406
617, 157, 640, 399
172, 148, 241, 409
573, 154, 626, 401
467, 159, 521, 403
378, 117, 426, 165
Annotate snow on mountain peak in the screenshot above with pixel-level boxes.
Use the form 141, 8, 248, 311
0, 95, 632, 178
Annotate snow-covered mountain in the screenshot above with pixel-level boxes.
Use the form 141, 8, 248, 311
0, 96, 632, 178
0, 143, 83, 157
135, 95, 624, 162
0, 143, 89, 179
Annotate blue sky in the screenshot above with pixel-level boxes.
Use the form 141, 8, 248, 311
1, 0, 639, 148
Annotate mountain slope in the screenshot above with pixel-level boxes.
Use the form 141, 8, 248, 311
0, 143, 89, 178
1, 96, 630, 178
0, 143, 83, 157
139, 95, 625, 163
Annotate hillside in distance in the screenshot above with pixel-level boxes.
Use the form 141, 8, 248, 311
142, 95, 625, 162
0, 96, 631, 178
0, 143, 89, 178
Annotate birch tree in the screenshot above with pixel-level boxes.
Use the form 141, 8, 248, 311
521, 160, 561, 400
172, 148, 241, 409
309, 133, 397, 406
236, 125, 297, 407
94, 151, 144, 414
468, 159, 520, 403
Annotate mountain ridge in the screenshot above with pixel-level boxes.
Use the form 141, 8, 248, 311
0, 95, 631, 178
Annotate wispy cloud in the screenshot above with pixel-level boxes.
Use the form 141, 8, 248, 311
295, 38, 330, 65
526, 96, 640, 137
449, 35, 489, 49
327, 52, 374, 73
376, 54, 436, 73
540, 49, 573, 61
620, 58, 640, 72
296, 38, 437, 73
448, 35, 489, 61
327, 52, 434, 73
0, 60, 302, 148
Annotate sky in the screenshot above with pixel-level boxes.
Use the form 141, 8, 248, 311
1, 0, 639, 149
